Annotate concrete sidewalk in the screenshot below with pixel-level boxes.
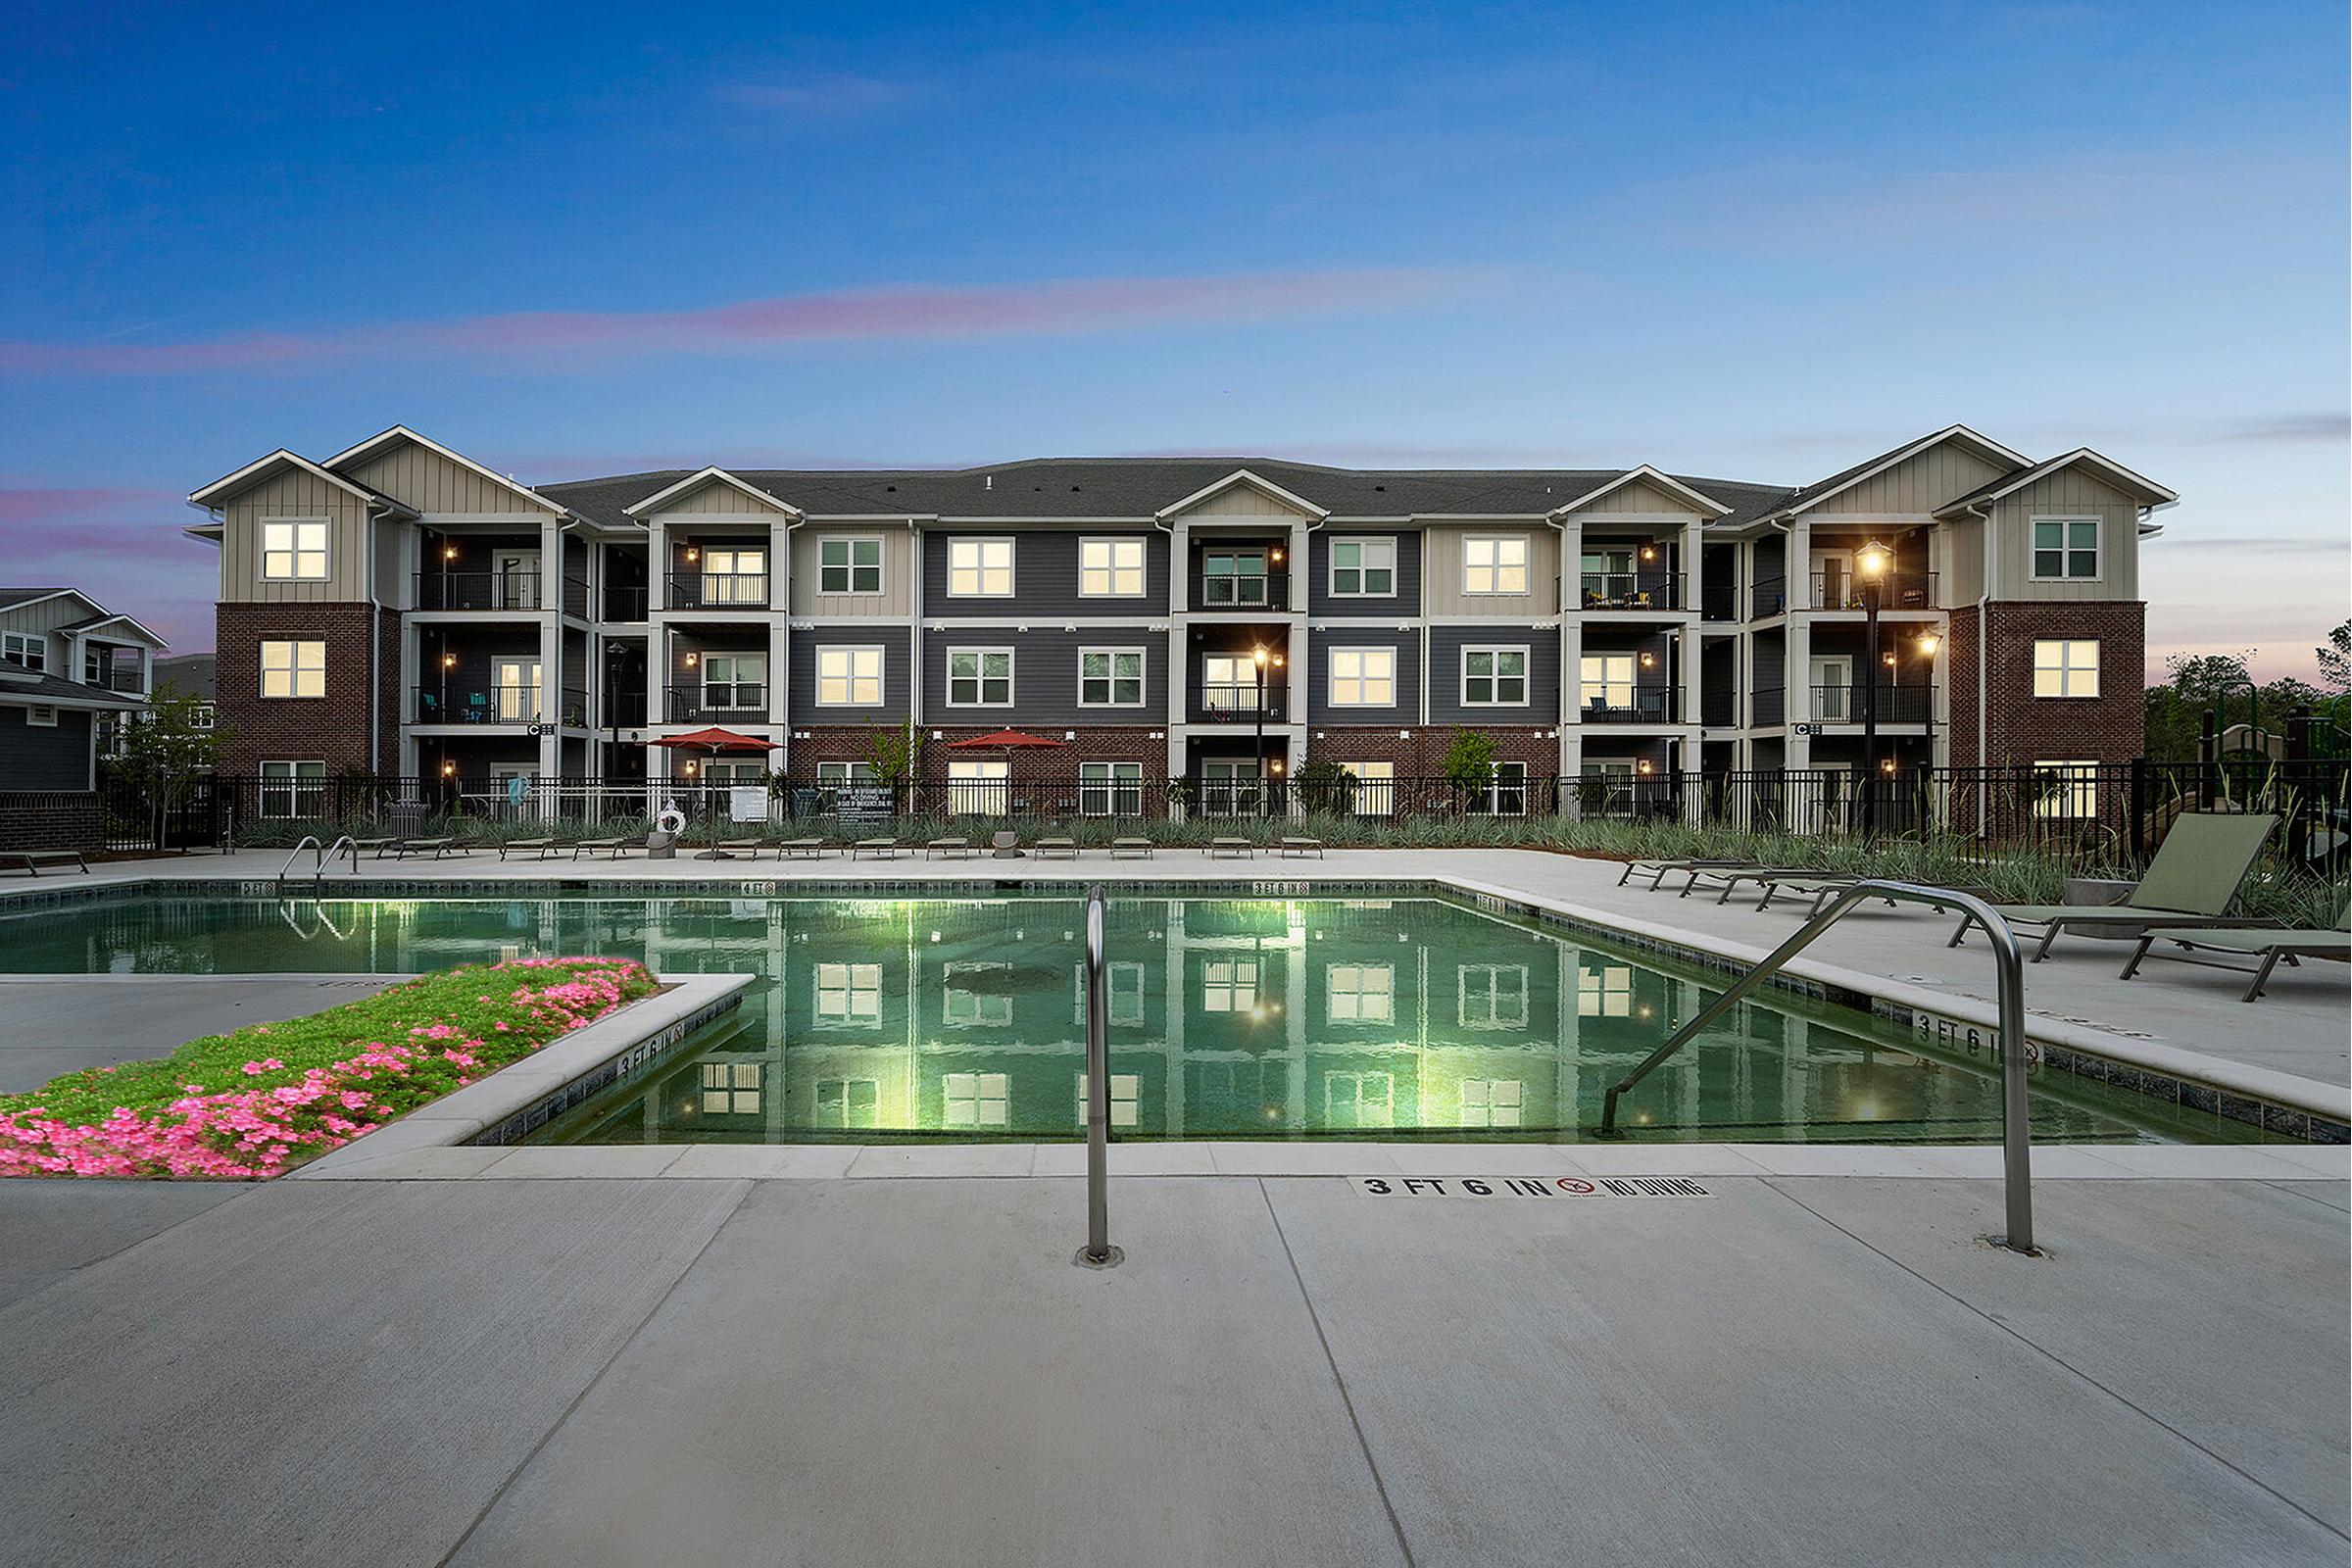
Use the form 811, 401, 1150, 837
1, 1171, 2341, 1567
0, 975, 405, 1092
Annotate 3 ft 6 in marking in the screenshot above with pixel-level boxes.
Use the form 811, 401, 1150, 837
1349, 1176, 1712, 1199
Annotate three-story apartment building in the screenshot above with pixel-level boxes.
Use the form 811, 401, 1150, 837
185, 424, 2172, 813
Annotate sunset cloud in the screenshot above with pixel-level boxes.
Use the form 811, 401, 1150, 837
0, 270, 1480, 377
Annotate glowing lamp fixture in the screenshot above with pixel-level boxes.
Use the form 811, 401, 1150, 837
441, 653, 457, 669
442, 545, 458, 561
684, 652, 699, 667
684, 546, 700, 563
439, 760, 456, 778
1639, 652, 1655, 668
1880, 758, 1898, 775
1855, 539, 1892, 578
1251, 646, 1268, 669
1636, 759, 1653, 776
1270, 760, 1285, 775
1917, 632, 1941, 657
1639, 545, 1657, 562
683, 760, 699, 775
1270, 547, 1284, 563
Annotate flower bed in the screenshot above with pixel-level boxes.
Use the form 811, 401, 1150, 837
0, 957, 656, 1180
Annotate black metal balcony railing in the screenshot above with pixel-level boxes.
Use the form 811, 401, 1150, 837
603, 585, 650, 622
665, 571, 770, 610
414, 684, 544, 724
1197, 570, 1290, 611
102, 666, 147, 693
1809, 569, 1937, 611
1751, 574, 1788, 618
1699, 581, 1738, 622
1192, 681, 1289, 722
603, 691, 648, 728
1577, 689, 1678, 724
1752, 685, 1786, 726
1578, 571, 1684, 612
1808, 683, 1935, 724
666, 683, 769, 724
415, 570, 545, 612
1700, 693, 1738, 727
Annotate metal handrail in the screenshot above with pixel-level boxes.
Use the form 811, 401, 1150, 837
275, 835, 322, 894
324, 835, 359, 874
1076, 884, 1121, 1268
1596, 879, 2036, 1254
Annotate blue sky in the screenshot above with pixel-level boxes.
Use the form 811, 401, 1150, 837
3, 0, 2345, 676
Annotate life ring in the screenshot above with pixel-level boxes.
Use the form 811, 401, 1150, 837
657, 807, 688, 836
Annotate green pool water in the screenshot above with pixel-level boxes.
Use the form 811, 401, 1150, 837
1, 889, 2243, 1146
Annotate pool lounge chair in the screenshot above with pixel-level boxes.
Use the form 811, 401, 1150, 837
573, 837, 634, 858
927, 838, 976, 860
1034, 838, 1079, 859
1957, 812, 2279, 962
852, 839, 902, 861
1679, 865, 1833, 904
779, 839, 824, 860
498, 838, 560, 860
2119, 908, 2351, 1003
1280, 837, 1325, 858
393, 837, 464, 859
1755, 873, 1992, 918
1208, 837, 1253, 859
1616, 857, 1748, 890
2, 849, 87, 877
1110, 838, 1153, 860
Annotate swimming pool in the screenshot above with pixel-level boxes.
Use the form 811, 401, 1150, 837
0, 888, 2256, 1146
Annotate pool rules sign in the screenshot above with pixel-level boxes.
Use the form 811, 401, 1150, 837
1350, 1176, 1714, 1199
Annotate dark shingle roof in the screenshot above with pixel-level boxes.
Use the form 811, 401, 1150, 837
154, 653, 215, 699
0, 587, 72, 611
0, 664, 144, 709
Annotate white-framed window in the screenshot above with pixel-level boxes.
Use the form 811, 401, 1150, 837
1578, 964, 1632, 1017
261, 517, 328, 580
1079, 538, 1147, 597
1326, 962, 1395, 1024
943, 961, 1013, 1027
26, 703, 59, 727
1462, 535, 1529, 595
814, 961, 882, 1022
2033, 639, 2100, 699
699, 1059, 762, 1115
1324, 1071, 1394, 1129
1079, 649, 1145, 707
1201, 957, 1258, 1012
1080, 760, 1144, 816
1462, 647, 1528, 707
817, 537, 883, 595
946, 758, 1007, 814
1458, 964, 1529, 1028
1328, 647, 1396, 707
942, 1071, 1008, 1127
700, 760, 767, 789
947, 538, 1015, 597
703, 653, 764, 710
815, 645, 884, 706
813, 1077, 879, 1129
1201, 549, 1270, 606
2034, 760, 2102, 819
1581, 653, 1635, 711
2031, 516, 2101, 581
190, 703, 216, 731
1458, 1079, 1523, 1128
259, 639, 325, 699
1329, 538, 1396, 597
947, 648, 1013, 707
1471, 760, 1529, 816
1, 632, 44, 672
258, 760, 325, 818
1337, 760, 1394, 816
700, 547, 766, 603
816, 760, 878, 790
1200, 653, 1272, 715
1074, 1072, 1142, 1128
1073, 960, 1147, 1027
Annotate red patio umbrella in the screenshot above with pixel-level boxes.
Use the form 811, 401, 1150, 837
651, 726, 780, 859
941, 729, 1065, 835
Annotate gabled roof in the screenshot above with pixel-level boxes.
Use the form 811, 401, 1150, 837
1763, 425, 2032, 521
621, 466, 804, 518
0, 662, 145, 710
187, 449, 415, 514
1548, 465, 1733, 520
1154, 467, 1331, 521
154, 652, 215, 698
1932, 448, 2179, 516
322, 425, 566, 514
59, 611, 170, 647
0, 587, 83, 613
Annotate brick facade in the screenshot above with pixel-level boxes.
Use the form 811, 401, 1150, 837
1950, 601, 2145, 767
1306, 724, 1556, 776
0, 792, 102, 853
784, 724, 1169, 785
216, 603, 402, 777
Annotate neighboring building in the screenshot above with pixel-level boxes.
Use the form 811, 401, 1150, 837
149, 652, 217, 728
0, 587, 165, 791
183, 424, 2172, 813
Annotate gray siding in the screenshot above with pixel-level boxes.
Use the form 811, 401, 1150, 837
220, 467, 375, 604
0, 706, 93, 789
788, 627, 912, 721
1808, 443, 2012, 516
344, 440, 551, 515
922, 630, 1169, 727
1426, 627, 1560, 726
1306, 628, 1418, 723
1307, 531, 1422, 615
1986, 470, 2142, 601
922, 529, 1168, 617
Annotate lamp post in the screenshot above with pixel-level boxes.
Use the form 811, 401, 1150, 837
1854, 539, 1891, 835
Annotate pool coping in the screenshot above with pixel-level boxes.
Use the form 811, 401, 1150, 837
15, 869, 2346, 1145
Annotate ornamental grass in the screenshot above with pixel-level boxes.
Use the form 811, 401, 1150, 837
0, 956, 655, 1181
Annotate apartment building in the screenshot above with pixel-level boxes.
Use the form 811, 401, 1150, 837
0, 587, 165, 791
184, 424, 2172, 811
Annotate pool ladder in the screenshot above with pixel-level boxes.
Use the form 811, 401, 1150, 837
1596, 880, 2037, 1256
1076, 884, 1122, 1268
275, 835, 359, 895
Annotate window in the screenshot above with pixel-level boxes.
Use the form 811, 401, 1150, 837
942, 1071, 1008, 1128
702, 760, 767, 788
1338, 760, 1394, 816
1074, 1073, 1142, 1128
1326, 962, 1395, 1023
1459, 965, 1528, 1028
2033, 639, 2100, 699
26, 704, 59, 727
699, 1060, 762, 1115
1073, 961, 1147, 1028
1324, 1071, 1394, 1130
703, 654, 764, 710
1462, 647, 1528, 707
2032, 517, 2101, 581
1079, 538, 1147, 597
946, 759, 1007, 814
813, 1077, 879, 1129
943, 962, 1013, 1027
1200, 654, 1268, 715
258, 760, 325, 818
1459, 1079, 1523, 1129
816, 760, 877, 790
1462, 535, 1529, 595
491, 657, 540, 722
261, 518, 328, 580
1080, 761, 1144, 816
1578, 964, 1632, 1017
1201, 957, 1258, 1012
815, 646, 884, 706
1200, 549, 1270, 607
191, 704, 216, 731
1, 632, 44, 672
1328, 647, 1396, 707
1079, 649, 1145, 707
947, 649, 1013, 707
2034, 760, 2101, 819
701, 547, 766, 603
947, 538, 1014, 596
1581, 653, 1635, 711
259, 639, 325, 699
1329, 538, 1396, 597
814, 961, 882, 1022
817, 538, 883, 595
1472, 760, 1529, 816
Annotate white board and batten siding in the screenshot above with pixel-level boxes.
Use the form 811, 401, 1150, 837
218, 467, 375, 603
342, 442, 552, 516
1421, 524, 1563, 616
789, 528, 916, 616
1985, 470, 2142, 601
1805, 445, 2014, 517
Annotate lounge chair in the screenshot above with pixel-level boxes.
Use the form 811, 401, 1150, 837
1208, 837, 1253, 859
2119, 908, 2351, 1003
852, 839, 901, 860
1756, 873, 1992, 918
1957, 812, 2280, 961
719, 837, 773, 858
1678, 865, 1829, 904
498, 838, 560, 860
1615, 857, 1746, 890
1110, 838, 1153, 860
1034, 838, 1079, 859
348, 837, 399, 859
572, 837, 634, 859
779, 839, 824, 860
1280, 837, 1325, 859
394, 836, 466, 859
927, 837, 976, 860
2, 849, 87, 877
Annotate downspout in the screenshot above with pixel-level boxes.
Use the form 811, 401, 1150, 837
367, 504, 382, 775
1969, 501, 1993, 773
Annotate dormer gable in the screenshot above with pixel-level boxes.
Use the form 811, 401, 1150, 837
623, 466, 802, 518
1548, 466, 1732, 519
1156, 468, 1329, 521
322, 425, 564, 515
1768, 425, 2031, 520
187, 449, 410, 514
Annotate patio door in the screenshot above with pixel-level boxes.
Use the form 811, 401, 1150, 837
1809, 656, 1852, 722
1200, 760, 1261, 816
493, 658, 542, 723
1810, 548, 1855, 610
495, 550, 540, 611
1200, 655, 1259, 716
947, 759, 1008, 815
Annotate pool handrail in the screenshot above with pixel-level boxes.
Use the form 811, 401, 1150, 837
1596, 879, 2036, 1255
276, 835, 360, 894
1077, 883, 1121, 1268
275, 835, 322, 894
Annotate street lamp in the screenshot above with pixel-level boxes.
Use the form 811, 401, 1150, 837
1854, 539, 1892, 834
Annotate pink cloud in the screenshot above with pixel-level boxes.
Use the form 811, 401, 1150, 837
711, 74, 920, 119
0, 270, 1478, 376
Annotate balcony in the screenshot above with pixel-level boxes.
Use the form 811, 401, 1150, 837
1577, 689, 1679, 724
414, 684, 545, 724
99, 666, 147, 694
665, 571, 771, 611
1699, 581, 1738, 622
1191, 681, 1289, 723
602, 691, 648, 728
415, 570, 548, 612
1751, 575, 1788, 619
1194, 568, 1289, 612
1809, 569, 1936, 612
1808, 683, 1935, 725
603, 585, 650, 622
665, 683, 770, 724
1577, 571, 1684, 612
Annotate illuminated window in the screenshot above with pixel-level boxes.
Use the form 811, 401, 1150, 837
1326, 962, 1395, 1023
259, 639, 325, 699
2034, 760, 2101, 818
1201, 958, 1258, 1012
1459, 1079, 1523, 1128
699, 1059, 761, 1114
1339, 760, 1394, 816
815, 646, 884, 706
261, 518, 328, 579
1578, 964, 1632, 1017
1079, 538, 1146, 597
1329, 647, 1396, 707
700, 547, 765, 603
2033, 640, 2100, 699
1462, 535, 1529, 595
814, 961, 881, 1021
1074, 1072, 1141, 1128
1581, 653, 1634, 710
948, 538, 1014, 596
943, 1071, 1008, 1127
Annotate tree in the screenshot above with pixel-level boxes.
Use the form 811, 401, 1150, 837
1438, 728, 1497, 797
863, 721, 923, 786
104, 680, 225, 849
2162, 650, 2255, 707
2319, 620, 2350, 696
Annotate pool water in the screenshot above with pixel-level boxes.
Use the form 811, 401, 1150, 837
4, 890, 2246, 1146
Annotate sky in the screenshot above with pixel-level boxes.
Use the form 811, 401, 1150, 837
2, 0, 2346, 679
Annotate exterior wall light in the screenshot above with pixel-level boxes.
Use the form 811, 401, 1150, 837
1918, 633, 1941, 657
1855, 539, 1892, 578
